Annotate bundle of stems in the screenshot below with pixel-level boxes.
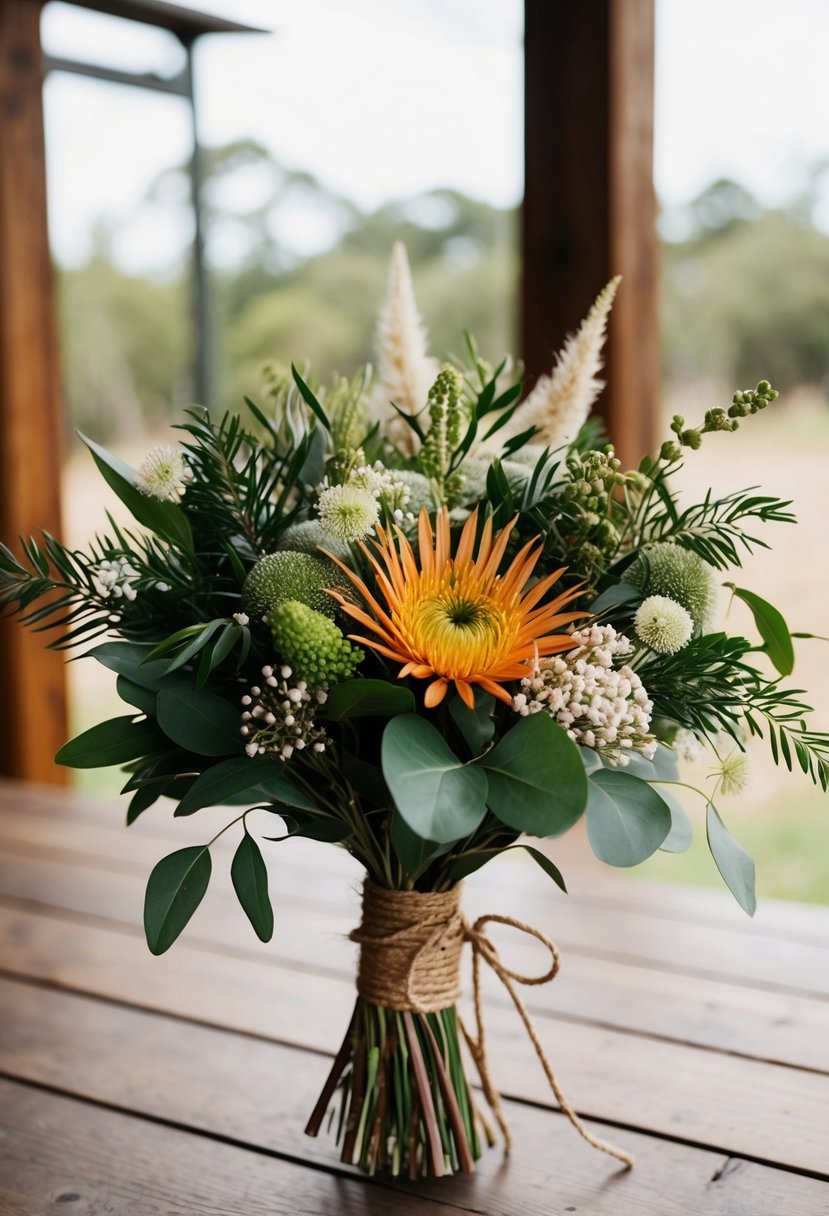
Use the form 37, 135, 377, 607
305, 997, 487, 1177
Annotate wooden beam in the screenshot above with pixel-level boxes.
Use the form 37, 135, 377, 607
0, 0, 68, 783
522, 0, 658, 468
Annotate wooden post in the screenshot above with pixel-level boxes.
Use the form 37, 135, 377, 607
522, 0, 658, 468
0, 0, 68, 783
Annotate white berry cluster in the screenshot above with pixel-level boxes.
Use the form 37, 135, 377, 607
93, 557, 141, 602
240, 664, 327, 761
513, 624, 657, 765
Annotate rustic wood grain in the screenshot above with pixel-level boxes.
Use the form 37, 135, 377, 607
0, 1080, 468, 1216
2, 928, 828, 1175
0, 2, 68, 783
1, 984, 827, 1215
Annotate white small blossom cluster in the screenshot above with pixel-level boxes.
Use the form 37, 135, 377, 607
317, 458, 413, 541
93, 557, 140, 602
513, 624, 657, 765
240, 664, 327, 761
135, 444, 192, 503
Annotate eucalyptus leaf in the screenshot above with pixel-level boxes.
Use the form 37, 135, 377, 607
480, 714, 586, 837
143, 845, 211, 955
381, 714, 488, 844
90, 641, 174, 691
656, 788, 693, 853
585, 770, 672, 866
231, 832, 274, 942
707, 803, 756, 915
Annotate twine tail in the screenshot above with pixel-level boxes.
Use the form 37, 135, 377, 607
463, 914, 635, 1171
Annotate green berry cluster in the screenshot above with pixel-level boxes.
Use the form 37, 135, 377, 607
660, 380, 778, 462
268, 599, 363, 687
418, 364, 467, 498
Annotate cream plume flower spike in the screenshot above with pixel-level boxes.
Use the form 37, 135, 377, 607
497, 276, 621, 450
371, 242, 438, 454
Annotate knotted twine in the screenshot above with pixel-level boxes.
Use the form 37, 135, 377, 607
351, 878, 634, 1169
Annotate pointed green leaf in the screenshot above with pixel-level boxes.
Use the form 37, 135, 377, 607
175, 756, 317, 816
479, 713, 586, 837
382, 714, 488, 844
90, 641, 177, 691
291, 364, 331, 432
707, 804, 756, 916
585, 770, 672, 866
231, 832, 273, 942
55, 715, 165, 769
116, 676, 157, 717
79, 432, 193, 550
522, 845, 568, 892
143, 846, 211, 955
156, 687, 242, 756
726, 584, 794, 676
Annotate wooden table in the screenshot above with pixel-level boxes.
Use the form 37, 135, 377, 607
1, 780, 828, 1214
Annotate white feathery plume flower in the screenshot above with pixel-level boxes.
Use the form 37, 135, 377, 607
634, 595, 693, 655
497, 276, 620, 450
317, 483, 380, 542
135, 444, 192, 502
371, 242, 438, 453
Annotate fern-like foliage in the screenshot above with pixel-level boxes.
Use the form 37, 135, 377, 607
645, 486, 796, 570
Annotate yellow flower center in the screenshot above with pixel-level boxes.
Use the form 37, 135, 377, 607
399, 563, 520, 678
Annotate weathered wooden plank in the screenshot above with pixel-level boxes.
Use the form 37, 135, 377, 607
0, 3, 68, 783
521, 0, 658, 468
0, 1079, 466, 1216
1, 980, 828, 1212
3, 895, 827, 1077
2, 844, 828, 1004
2, 922, 828, 1175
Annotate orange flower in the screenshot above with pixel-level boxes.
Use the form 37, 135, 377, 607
327, 507, 582, 709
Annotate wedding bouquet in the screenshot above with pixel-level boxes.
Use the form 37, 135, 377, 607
2, 245, 827, 1179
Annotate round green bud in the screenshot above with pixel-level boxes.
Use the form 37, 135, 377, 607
243, 551, 347, 622
624, 541, 717, 632
279, 520, 351, 563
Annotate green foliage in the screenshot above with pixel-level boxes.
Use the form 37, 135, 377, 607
706, 804, 756, 916
55, 715, 165, 769
725, 585, 794, 676
321, 679, 415, 721
585, 770, 673, 867
143, 845, 212, 955
381, 714, 488, 844
231, 831, 274, 942
477, 713, 587, 838
174, 756, 317, 816
156, 687, 242, 757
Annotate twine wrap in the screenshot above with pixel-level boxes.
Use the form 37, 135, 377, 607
350, 877, 635, 1170
351, 880, 465, 1012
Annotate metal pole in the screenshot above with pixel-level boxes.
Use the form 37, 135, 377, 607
183, 37, 210, 410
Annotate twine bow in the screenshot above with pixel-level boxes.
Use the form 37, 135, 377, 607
351, 880, 634, 1169
460, 912, 634, 1168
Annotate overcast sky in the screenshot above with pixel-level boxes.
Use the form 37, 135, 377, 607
41, 0, 829, 271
